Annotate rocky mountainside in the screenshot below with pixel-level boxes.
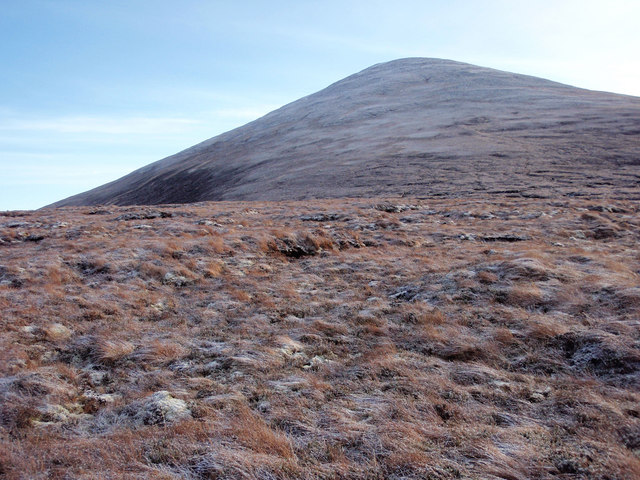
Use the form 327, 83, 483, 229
50, 58, 640, 207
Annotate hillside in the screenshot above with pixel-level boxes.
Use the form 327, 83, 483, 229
1, 196, 639, 478
7, 58, 640, 478
50, 58, 640, 207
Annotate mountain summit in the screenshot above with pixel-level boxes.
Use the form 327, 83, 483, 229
50, 58, 640, 207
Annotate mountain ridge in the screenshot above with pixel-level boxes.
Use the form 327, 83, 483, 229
49, 58, 640, 207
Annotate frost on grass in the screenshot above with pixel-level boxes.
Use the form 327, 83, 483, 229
0, 196, 639, 479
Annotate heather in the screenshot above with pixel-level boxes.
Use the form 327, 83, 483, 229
1, 196, 639, 479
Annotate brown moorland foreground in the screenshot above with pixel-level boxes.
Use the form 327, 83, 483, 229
1, 196, 639, 479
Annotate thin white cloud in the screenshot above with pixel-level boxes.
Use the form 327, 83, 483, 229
0, 155, 140, 185
0, 115, 200, 135
212, 106, 278, 120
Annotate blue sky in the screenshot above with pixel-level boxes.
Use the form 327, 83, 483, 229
2, 0, 639, 210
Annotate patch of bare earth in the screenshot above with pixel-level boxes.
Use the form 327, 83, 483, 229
1, 196, 639, 479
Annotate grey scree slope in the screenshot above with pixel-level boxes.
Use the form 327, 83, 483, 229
50, 58, 640, 207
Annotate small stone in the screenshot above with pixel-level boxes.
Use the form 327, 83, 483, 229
132, 391, 191, 426
35, 404, 92, 425
82, 391, 120, 413
88, 370, 108, 386
279, 337, 305, 356
529, 392, 545, 403
390, 285, 420, 301
491, 380, 512, 391
458, 233, 476, 241
151, 301, 167, 312
45, 323, 73, 341
302, 355, 331, 370
39, 404, 70, 423
163, 272, 191, 287
196, 219, 222, 227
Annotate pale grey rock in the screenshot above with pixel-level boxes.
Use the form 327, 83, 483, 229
130, 391, 191, 426
162, 272, 191, 287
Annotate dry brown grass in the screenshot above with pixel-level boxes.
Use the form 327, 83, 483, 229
134, 340, 189, 366
505, 282, 546, 309
95, 338, 136, 364
1, 196, 639, 478
229, 404, 296, 459
202, 259, 225, 278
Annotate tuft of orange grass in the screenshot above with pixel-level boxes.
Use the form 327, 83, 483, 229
134, 340, 188, 366
401, 304, 446, 326
203, 260, 225, 278
96, 338, 135, 364
506, 283, 545, 309
229, 404, 295, 459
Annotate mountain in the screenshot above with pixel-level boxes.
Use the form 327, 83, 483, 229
50, 58, 640, 207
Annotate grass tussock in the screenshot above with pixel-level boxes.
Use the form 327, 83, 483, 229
95, 338, 136, 365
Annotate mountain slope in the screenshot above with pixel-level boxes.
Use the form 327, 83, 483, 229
50, 58, 640, 207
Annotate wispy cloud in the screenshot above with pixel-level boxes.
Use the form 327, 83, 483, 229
0, 115, 200, 135
0, 108, 282, 209
0, 153, 145, 185
212, 106, 278, 120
